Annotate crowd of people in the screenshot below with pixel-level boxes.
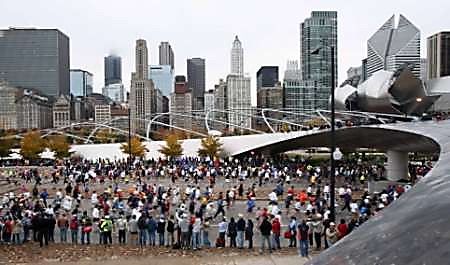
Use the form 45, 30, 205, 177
0, 154, 431, 258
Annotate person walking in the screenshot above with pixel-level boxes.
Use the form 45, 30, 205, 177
147, 216, 157, 246
166, 215, 175, 247
325, 222, 338, 247
100, 216, 113, 245
157, 215, 166, 246
57, 213, 68, 243
245, 219, 254, 249
271, 217, 281, 250
288, 216, 298, 248
227, 217, 237, 248
80, 211, 92, 245
236, 214, 246, 249
69, 215, 79, 244
298, 219, 309, 258
259, 216, 272, 254
137, 214, 148, 247
128, 215, 139, 245
116, 214, 128, 244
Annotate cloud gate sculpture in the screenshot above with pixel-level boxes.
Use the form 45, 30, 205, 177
336, 67, 440, 115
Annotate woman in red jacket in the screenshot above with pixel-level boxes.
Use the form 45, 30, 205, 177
271, 217, 281, 250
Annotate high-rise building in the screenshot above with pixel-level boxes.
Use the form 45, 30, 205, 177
257, 66, 279, 89
367, 14, 421, 78
227, 35, 251, 131
0, 28, 70, 98
420, 58, 428, 81
227, 74, 252, 130
149, 65, 174, 96
129, 39, 153, 133
204, 89, 215, 112
212, 79, 228, 129
231, 36, 244, 75
104, 55, 122, 86
0, 82, 52, 130
53, 95, 71, 128
300, 11, 338, 111
427, 32, 450, 79
70, 69, 93, 97
257, 82, 283, 112
284, 60, 301, 81
159, 42, 174, 70
170, 91, 192, 130
102, 83, 125, 103
283, 79, 322, 113
175, 75, 188, 94
187, 58, 205, 110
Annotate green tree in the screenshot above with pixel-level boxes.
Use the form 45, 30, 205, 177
159, 134, 183, 159
198, 135, 223, 158
47, 135, 72, 159
20, 131, 47, 161
120, 136, 147, 158
96, 129, 113, 143
0, 135, 14, 158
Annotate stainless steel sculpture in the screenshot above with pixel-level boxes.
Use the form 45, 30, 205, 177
336, 67, 439, 116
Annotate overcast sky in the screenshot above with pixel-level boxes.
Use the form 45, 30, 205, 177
3, 0, 450, 103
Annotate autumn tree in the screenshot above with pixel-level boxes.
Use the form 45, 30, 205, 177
95, 129, 113, 143
198, 135, 223, 158
159, 133, 183, 159
47, 135, 72, 159
20, 131, 47, 161
120, 136, 147, 158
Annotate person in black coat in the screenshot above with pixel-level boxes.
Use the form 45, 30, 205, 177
227, 217, 237, 248
245, 219, 254, 249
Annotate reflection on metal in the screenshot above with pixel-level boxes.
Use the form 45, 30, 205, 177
336, 67, 439, 115
302, 120, 450, 265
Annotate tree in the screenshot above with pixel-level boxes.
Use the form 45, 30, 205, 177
47, 135, 72, 159
20, 131, 47, 161
159, 134, 183, 159
120, 136, 147, 158
96, 129, 113, 143
0, 135, 14, 158
198, 135, 223, 158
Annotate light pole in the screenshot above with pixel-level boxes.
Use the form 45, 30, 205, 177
311, 44, 337, 222
128, 108, 132, 168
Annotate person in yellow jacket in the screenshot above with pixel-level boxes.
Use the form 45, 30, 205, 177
100, 216, 113, 245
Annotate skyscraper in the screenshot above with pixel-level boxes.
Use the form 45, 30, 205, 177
148, 65, 174, 97
427, 32, 450, 79
257, 66, 279, 89
231, 36, 244, 75
187, 58, 205, 110
130, 39, 153, 133
104, 55, 122, 86
0, 27, 70, 98
367, 14, 421, 78
300, 11, 338, 111
227, 36, 251, 131
159, 42, 175, 70
70, 69, 93, 97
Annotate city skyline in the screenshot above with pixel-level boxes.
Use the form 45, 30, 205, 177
3, 0, 450, 106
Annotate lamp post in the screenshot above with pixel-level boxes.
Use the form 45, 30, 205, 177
311, 44, 337, 221
128, 108, 132, 168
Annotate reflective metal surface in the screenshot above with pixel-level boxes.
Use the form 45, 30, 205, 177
254, 120, 449, 265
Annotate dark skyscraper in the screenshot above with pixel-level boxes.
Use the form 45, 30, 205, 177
256, 66, 279, 89
187, 58, 205, 110
0, 27, 70, 98
104, 55, 122, 86
428, 32, 450, 79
